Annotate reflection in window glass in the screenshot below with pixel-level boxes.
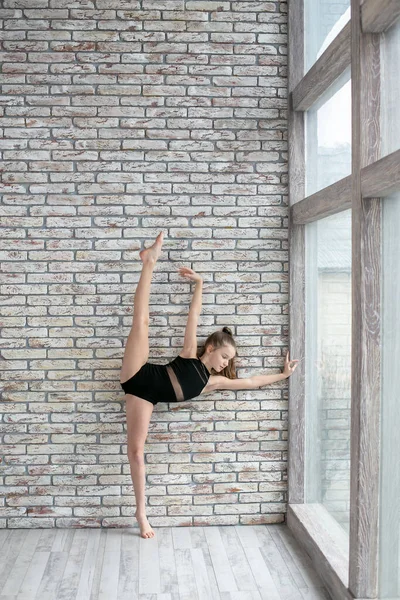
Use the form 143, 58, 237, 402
381, 18, 400, 157
305, 68, 351, 196
305, 210, 352, 535
379, 194, 400, 598
304, 0, 350, 73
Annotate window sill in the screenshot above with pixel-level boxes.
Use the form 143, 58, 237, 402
287, 502, 353, 600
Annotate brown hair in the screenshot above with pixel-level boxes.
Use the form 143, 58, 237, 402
196, 327, 237, 379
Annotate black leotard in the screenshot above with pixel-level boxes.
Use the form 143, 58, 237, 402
120, 355, 211, 406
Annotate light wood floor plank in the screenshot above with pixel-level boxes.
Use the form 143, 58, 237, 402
1, 530, 42, 596
118, 530, 140, 600
222, 592, 263, 600
55, 529, 90, 600
157, 528, 179, 598
299, 588, 332, 600
51, 529, 73, 553
255, 526, 306, 600
269, 527, 331, 598
98, 530, 122, 600
189, 527, 222, 599
175, 548, 199, 600
0, 525, 332, 600
36, 528, 58, 551
191, 547, 214, 600
0, 531, 33, 590
241, 547, 281, 600
33, 550, 69, 600
234, 526, 262, 549
172, 526, 192, 549
268, 525, 309, 590
204, 527, 238, 593
0, 531, 11, 547
16, 551, 50, 600
75, 528, 102, 600
88, 530, 108, 600
220, 526, 259, 592
138, 534, 160, 595
271, 524, 329, 592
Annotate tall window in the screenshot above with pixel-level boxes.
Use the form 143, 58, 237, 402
305, 68, 351, 195
305, 210, 352, 532
289, 0, 400, 596
378, 15, 400, 599
380, 18, 400, 157
379, 193, 400, 598
304, 0, 350, 72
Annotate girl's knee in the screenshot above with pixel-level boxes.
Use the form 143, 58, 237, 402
128, 449, 145, 462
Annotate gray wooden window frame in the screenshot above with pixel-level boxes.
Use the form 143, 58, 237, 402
287, 0, 400, 598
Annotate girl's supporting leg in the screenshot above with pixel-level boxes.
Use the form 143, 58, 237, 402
126, 394, 155, 539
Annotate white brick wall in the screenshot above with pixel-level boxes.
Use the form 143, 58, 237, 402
0, 0, 289, 528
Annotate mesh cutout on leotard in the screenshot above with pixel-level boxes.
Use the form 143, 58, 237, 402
165, 365, 184, 402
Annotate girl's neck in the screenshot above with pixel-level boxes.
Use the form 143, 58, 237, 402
199, 354, 212, 374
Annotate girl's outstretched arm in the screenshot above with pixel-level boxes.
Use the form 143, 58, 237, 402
251, 351, 299, 388
211, 351, 299, 390
189, 278, 203, 315
179, 267, 203, 315
210, 372, 287, 392
178, 267, 203, 353
250, 372, 288, 388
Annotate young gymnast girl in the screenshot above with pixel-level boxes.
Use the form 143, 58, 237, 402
120, 232, 299, 539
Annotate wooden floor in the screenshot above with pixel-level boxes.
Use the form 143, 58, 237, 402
0, 524, 332, 600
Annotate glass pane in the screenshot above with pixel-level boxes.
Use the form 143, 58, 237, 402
379, 193, 400, 598
305, 68, 351, 197
305, 209, 352, 535
304, 0, 350, 73
381, 18, 400, 157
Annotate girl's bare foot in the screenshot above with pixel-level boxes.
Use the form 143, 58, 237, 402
139, 232, 164, 264
135, 511, 155, 539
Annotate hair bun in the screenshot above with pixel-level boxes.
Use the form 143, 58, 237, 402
222, 327, 233, 336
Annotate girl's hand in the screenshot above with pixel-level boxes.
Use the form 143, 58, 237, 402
178, 267, 203, 283
283, 351, 300, 377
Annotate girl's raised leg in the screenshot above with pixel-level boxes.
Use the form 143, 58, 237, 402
120, 231, 164, 384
